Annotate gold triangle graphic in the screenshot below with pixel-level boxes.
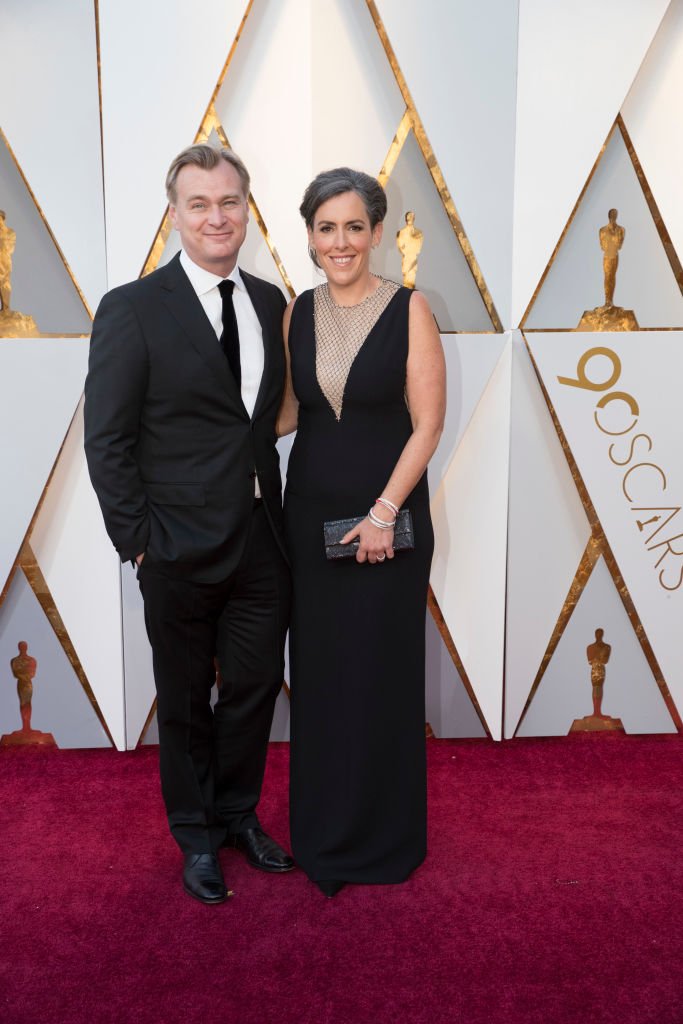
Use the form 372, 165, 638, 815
366, 0, 502, 333
377, 110, 412, 185
17, 541, 115, 746
516, 335, 683, 734
522, 115, 683, 332
0, 126, 92, 334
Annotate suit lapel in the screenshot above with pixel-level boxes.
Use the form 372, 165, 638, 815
158, 254, 247, 414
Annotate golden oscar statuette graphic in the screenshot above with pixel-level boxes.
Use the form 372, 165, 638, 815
0, 210, 38, 337
1, 641, 56, 747
577, 209, 638, 331
570, 629, 624, 733
396, 211, 423, 289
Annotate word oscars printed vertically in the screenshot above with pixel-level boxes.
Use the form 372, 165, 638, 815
558, 345, 683, 594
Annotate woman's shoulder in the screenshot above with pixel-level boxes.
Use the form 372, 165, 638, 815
406, 287, 431, 313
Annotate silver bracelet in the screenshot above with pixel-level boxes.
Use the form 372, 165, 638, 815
376, 496, 399, 517
368, 507, 396, 530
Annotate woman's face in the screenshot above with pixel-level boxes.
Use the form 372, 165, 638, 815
308, 190, 383, 291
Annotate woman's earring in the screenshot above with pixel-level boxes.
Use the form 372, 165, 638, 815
309, 244, 324, 276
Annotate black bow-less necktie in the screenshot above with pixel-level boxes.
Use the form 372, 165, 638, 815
217, 279, 241, 388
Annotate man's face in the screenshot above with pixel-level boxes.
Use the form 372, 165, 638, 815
169, 160, 249, 276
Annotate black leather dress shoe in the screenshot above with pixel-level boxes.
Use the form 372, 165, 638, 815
226, 827, 294, 873
183, 853, 229, 904
316, 879, 346, 899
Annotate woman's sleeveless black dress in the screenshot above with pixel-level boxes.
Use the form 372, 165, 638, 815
284, 281, 433, 885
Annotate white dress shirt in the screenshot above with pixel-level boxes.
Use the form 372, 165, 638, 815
180, 249, 264, 495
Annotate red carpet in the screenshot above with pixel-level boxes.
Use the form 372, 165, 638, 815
1, 735, 681, 1024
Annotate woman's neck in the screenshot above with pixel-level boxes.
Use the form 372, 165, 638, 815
326, 274, 381, 308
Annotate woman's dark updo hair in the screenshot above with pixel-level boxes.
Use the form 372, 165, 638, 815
300, 168, 387, 267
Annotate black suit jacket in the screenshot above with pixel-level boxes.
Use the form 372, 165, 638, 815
84, 253, 288, 583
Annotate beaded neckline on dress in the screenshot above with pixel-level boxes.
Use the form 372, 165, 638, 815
313, 277, 400, 422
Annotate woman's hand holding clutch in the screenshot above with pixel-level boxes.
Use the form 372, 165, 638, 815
340, 509, 395, 565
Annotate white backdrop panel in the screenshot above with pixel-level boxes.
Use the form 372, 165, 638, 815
428, 334, 507, 497
5, 0, 683, 749
100, 0, 248, 287
530, 331, 683, 720
214, 0, 314, 295
0, 0, 106, 313
430, 338, 512, 740
0, 340, 88, 594
505, 334, 591, 737
30, 402, 126, 750
621, 0, 683, 284
312, 0, 404, 182
373, 0, 518, 328
513, 0, 671, 327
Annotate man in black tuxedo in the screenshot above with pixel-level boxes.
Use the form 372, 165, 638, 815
84, 144, 293, 903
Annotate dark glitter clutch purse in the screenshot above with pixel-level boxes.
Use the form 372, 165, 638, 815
323, 508, 414, 560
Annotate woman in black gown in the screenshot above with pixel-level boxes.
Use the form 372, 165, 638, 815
278, 168, 445, 897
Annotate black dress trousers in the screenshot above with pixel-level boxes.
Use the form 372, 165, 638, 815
138, 502, 291, 854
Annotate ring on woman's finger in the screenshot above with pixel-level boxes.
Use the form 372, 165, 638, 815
376, 553, 386, 562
